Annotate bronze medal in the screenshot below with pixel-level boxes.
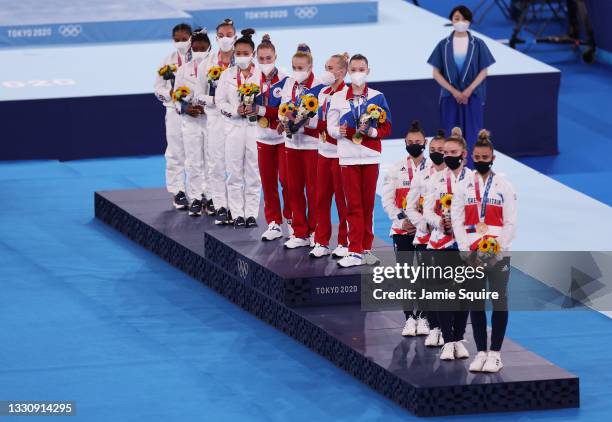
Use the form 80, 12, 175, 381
476, 222, 488, 235
258, 117, 269, 128
352, 134, 363, 145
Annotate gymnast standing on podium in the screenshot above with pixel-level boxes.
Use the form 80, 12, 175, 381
427, 5, 496, 166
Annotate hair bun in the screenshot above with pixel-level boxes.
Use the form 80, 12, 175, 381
436, 129, 446, 138
297, 43, 311, 53
193, 27, 207, 35
409, 120, 422, 132
342, 52, 349, 60
478, 129, 490, 141
262, 33, 271, 42
451, 126, 463, 138
241, 28, 255, 38
223, 18, 234, 25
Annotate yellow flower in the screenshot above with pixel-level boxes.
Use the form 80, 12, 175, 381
478, 238, 491, 253
367, 104, 378, 113
379, 109, 387, 124
369, 109, 381, 120
279, 103, 288, 116
303, 95, 318, 113
440, 194, 452, 209
158, 65, 168, 76
208, 66, 222, 81
243, 87, 252, 95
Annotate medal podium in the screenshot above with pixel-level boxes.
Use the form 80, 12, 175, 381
95, 187, 579, 417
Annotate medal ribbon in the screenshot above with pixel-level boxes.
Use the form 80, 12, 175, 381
474, 173, 494, 221
446, 167, 466, 194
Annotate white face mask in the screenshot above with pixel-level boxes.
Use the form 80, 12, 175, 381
192, 51, 209, 64
319, 70, 336, 86
174, 40, 190, 54
349, 71, 368, 86
236, 55, 252, 70
217, 36, 235, 52
453, 21, 470, 33
259, 63, 276, 76
293, 70, 309, 83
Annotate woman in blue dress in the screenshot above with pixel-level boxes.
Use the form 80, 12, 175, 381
427, 5, 495, 166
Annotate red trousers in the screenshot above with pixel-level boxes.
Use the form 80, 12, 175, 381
314, 155, 347, 247
285, 147, 318, 239
257, 142, 292, 225
341, 164, 379, 253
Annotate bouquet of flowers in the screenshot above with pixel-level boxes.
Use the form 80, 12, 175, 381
278, 102, 297, 138
287, 93, 318, 135
439, 193, 452, 234
172, 86, 191, 103
158, 64, 177, 81
207, 65, 223, 96
238, 83, 260, 122
352, 104, 387, 144
476, 237, 501, 267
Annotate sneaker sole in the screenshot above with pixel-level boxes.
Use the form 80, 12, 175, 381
261, 234, 283, 241
188, 212, 202, 216
174, 204, 188, 210
309, 253, 331, 258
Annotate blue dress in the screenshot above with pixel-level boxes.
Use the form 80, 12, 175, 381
428, 32, 495, 164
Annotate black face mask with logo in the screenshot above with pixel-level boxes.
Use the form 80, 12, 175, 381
406, 143, 425, 158
429, 151, 444, 165
443, 155, 463, 170
474, 160, 493, 174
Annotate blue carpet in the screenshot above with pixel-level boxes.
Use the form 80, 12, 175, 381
0, 156, 610, 421
416, 0, 612, 206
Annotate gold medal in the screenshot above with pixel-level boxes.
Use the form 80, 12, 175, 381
476, 222, 488, 235
352, 134, 363, 145
258, 117, 269, 128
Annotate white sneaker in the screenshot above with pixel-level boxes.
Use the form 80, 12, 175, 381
363, 250, 380, 265
331, 244, 348, 258
284, 236, 310, 249
469, 351, 489, 372
337, 253, 364, 268
286, 219, 294, 238
482, 351, 504, 373
401, 317, 417, 336
309, 244, 331, 258
424, 328, 444, 347
416, 317, 430, 335
261, 222, 283, 241
309, 233, 315, 247
454, 340, 470, 359
440, 342, 455, 360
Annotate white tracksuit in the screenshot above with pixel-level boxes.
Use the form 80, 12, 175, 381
424, 167, 470, 250
405, 165, 445, 246
172, 56, 212, 201
215, 64, 261, 219
154, 50, 190, 195
194, 52, 233, 209
381, 156, 431, 237
451, 170, 517, 251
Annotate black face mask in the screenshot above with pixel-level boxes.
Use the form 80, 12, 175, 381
406, 143, 425, 158
429, 151, 444, 165
444, 155, 463, 170
474, 160, 493, 174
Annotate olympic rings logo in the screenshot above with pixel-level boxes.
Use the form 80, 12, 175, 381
236, 258, 249, 280
294, 6, 318, 19
58, 24, 82, 37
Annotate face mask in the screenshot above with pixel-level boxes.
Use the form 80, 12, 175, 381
444, 155, 463, 170
319, 70, 336, 86
236, 55, 252, 70
192, 51, 209, 63
293, 70, 309, 83
217, 36, 235, 52
350, 71, 368, 86
429, 151, 445, 165
474, 160, 493, 174
174, 40, 190, 54
406, 143, 424, 158
259, 63, 275, 76
453, 21, 470, 33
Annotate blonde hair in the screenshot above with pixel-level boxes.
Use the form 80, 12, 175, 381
293, 43, 313, 64
331, 52, 349, 69
445, 126, 467, 150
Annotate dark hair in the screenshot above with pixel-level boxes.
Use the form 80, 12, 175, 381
257, 33, 275, 53
407, 120, 425, 137
235, 28, 255, 50
172, 23, 192, 36
216, 18, 235, 32
433, 129, 446, 141
191, 27, 210, 46
474, 129, 494, 151
449, 5, 473, 22
349, 53, 369, 66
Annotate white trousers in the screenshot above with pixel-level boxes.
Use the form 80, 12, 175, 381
225, 121, 261, 218
206, 112, 229, 209
164, 108, 185, 195
181, 113, 207, 201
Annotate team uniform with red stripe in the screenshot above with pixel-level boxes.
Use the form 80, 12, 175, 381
253, 68, 291, 226
424, 167, 469, 250
279, 73, 325, 239
382, 157, 431, 237
327, 84, 392, 253
451, 171, 517, 251
405, 164, 445, 246
306, 82, 348, 247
